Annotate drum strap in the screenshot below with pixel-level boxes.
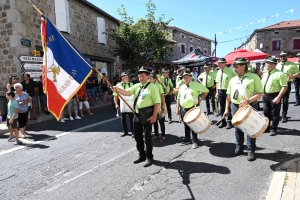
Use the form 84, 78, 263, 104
133, 82, 150, 111
263, 73, 271, 93
183, 84, 197, 105
281, 62, 285, 72
220, 69, 223, 88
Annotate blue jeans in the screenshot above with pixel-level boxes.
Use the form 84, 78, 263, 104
86, 88, 95, 99
231, 103, 256, 153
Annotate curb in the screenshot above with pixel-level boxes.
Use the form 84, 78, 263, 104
266, 157, 300, 200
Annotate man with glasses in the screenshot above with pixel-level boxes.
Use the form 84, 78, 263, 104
276, 51, 300, 122
294, 52, 300, 106
224, 57, 263, 161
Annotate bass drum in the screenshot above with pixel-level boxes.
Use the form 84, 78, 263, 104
183, 107, 211, 134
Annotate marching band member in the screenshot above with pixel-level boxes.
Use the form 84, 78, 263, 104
198, 65, 216, 115
176, 72, 209, 149
261, 56, 287, 136
224, 58, 263, 161
111, 67, 160, 167
113, 72, 134, 137
176, 66, 186, 89
215, 58, 236, 129
276, 51, 300, 122
149, 73, 166, 142
293, 52, 300, 106
160, 68, 174, 124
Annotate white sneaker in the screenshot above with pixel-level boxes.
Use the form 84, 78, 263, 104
70, 116, 74, 120
63, 118, 69, 120
191, 142, 198, 149
60, 119, 65, 123
75, 116, 81, 119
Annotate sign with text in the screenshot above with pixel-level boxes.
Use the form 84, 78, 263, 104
20, 38, 31, 47
19, 56, 43, 63
21, 63, 42, 71
23, 71, 42, 78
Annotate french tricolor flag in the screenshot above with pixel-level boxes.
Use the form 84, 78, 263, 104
41, 16, 92, 120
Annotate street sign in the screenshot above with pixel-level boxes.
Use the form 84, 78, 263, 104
19, 56, 43, 63
21, 63, 42, 71
23, 71, 42, 78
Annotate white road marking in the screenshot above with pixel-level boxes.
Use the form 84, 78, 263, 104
46, 148, 135, 192
0, 117, 118, 156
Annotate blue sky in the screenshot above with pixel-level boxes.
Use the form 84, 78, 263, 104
88, 0, 300, 57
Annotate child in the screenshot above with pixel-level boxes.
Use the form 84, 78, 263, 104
6, 91, 20, 145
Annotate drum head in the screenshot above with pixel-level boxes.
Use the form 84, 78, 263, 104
184, 107, 201, 123
232, 105, 252, 125
237, 107, 250, 119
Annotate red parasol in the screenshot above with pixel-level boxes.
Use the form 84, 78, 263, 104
224, 49, 269, 64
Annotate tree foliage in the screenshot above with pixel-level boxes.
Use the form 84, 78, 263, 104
109, 0, 173, 72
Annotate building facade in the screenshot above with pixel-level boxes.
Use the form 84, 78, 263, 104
239, 20, 300, 57
0, 0, 119, 96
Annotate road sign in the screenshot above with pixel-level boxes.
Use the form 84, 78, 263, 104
23, 71, 42, 78
19, 56, 43, 63
21, 63, 43, 71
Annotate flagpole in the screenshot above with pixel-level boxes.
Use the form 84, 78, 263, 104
29, 0, 135, 113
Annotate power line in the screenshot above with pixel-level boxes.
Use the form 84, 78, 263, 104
217, 34, 252, 44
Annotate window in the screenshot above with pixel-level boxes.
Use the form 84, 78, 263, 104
204, 49, 207, 54
54, 0, 70, 33
190, 46, 193, 52
198, 39, 200, 43
204, 41, 207, 45
272, 40, 281, 51
181, 45, 185, 53
190, 37, 193, 42
296, 29, 300, 33
181, 34, 185, 38
274, 31, 279, 35
293, 39, 300, 49
97, 17, 107, 45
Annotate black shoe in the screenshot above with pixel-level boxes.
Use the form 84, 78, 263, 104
234, 149, 243, 156
270, 130, 277, 136
264, 128, 270, 133
226, 123, 234, 129
133, 157, 146, 164
281, 116, 287, 123
180, 138, 191, 146
247, 152, 255, 161
121, 133, 128, 137
168, 118, 172, 124
45, 111, 51, 115
218, 122, 226, 128
131, 134, 135, 138
206, 111, 211, 115
294, 102, 300, 106
143, 158, 153, 167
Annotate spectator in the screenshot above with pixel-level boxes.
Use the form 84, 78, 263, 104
6, 91, 19, 145
65, 94, 81, 120
191, 67, 198, 82
100, 73, 109, 103
7, 76, 18, 92
14, 83, 31, 139
131, 75, 139, 84
86, 73, 95, 106
36, 75, 50, 115
93, 73, 101, 100
113, 73, 121, 85
21, 73, 38, 120
77, 85, 94, 117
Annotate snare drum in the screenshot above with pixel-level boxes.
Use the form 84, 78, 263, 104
120, 95, 134, 113
183, 107, 211, 134
232, 105, 269, 138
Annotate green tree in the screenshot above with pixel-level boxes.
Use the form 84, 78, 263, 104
109, 0, 173, 72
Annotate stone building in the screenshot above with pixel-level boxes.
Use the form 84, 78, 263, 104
238, 19, 300, 57
0, 0, 119, 96
169, 26, 212, 62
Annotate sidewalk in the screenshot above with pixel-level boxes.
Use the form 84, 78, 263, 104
0, 97, 113, 137
266, 157, 300, 200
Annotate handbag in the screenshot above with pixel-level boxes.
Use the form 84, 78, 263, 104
138, 106, 154, 124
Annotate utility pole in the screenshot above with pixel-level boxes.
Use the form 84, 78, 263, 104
214, 34, 217, 57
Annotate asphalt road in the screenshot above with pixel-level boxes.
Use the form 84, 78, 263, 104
0, 92, 300, 200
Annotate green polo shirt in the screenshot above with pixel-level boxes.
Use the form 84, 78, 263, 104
154, 81, 164, 102
261, 68, 287, 94
160, 76, 173, 93
128, 81, 160, 113
295, 62, 300, 79
276, 61, 299, 82
215, 67, 236, 90
113, 82, 134, 97
227, 72, 263, 104
176, 73, 184, 88
248, 64, 255, 73
198, 72, 215, 88
211, 70, 218, 79
177, 81, 209, 108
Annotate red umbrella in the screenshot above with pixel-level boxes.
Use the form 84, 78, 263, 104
288, 57, 297, 62
224, 49, 269, 64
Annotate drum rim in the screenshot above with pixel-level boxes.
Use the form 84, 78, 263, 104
183, 107, 202, 124
195, 122, 211, 134
232, 105, 252, 126
251, 118, 269, 138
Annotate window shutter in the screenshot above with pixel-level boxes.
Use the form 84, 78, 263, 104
54, 0, 70, 33
97, 17, 107, 45
293, 39, 300, 49
272, 41, 276, 51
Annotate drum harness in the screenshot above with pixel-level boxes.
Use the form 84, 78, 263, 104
182, 84, 198, 111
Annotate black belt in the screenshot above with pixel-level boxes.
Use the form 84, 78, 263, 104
182, 106, 194, 112
264, 92, 279, 96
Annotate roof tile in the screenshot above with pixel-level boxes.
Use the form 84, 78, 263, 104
261, 19, 300, 30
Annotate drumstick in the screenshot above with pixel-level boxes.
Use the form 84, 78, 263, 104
214, 117, 225, 125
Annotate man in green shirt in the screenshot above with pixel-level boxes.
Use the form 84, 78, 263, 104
215, 58, 236, 129
261, 56, 288, 136
224, 57, 263, 161
111, 67, 160, 167
161, 68, 174, 124
176, 72, 209, 149
293, 52, 300, 106
113, 72, 134, 137
198, 65, 216, 115
150, 73, 166, 142
276, 51, 300, 122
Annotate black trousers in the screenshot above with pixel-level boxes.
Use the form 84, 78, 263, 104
133, 116, 153, 159
121, 112, 134, 134
165, 94, 172, 119
263, 93, 281, 131
205, 88, 216, 112
294, 78, 300, 103
153, 117, 165, 136
281, 82, 291, 116
180, 107, 198, 143
218, 89, 232, 124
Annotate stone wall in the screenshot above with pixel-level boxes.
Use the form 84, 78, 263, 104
0, 0, 118, 95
